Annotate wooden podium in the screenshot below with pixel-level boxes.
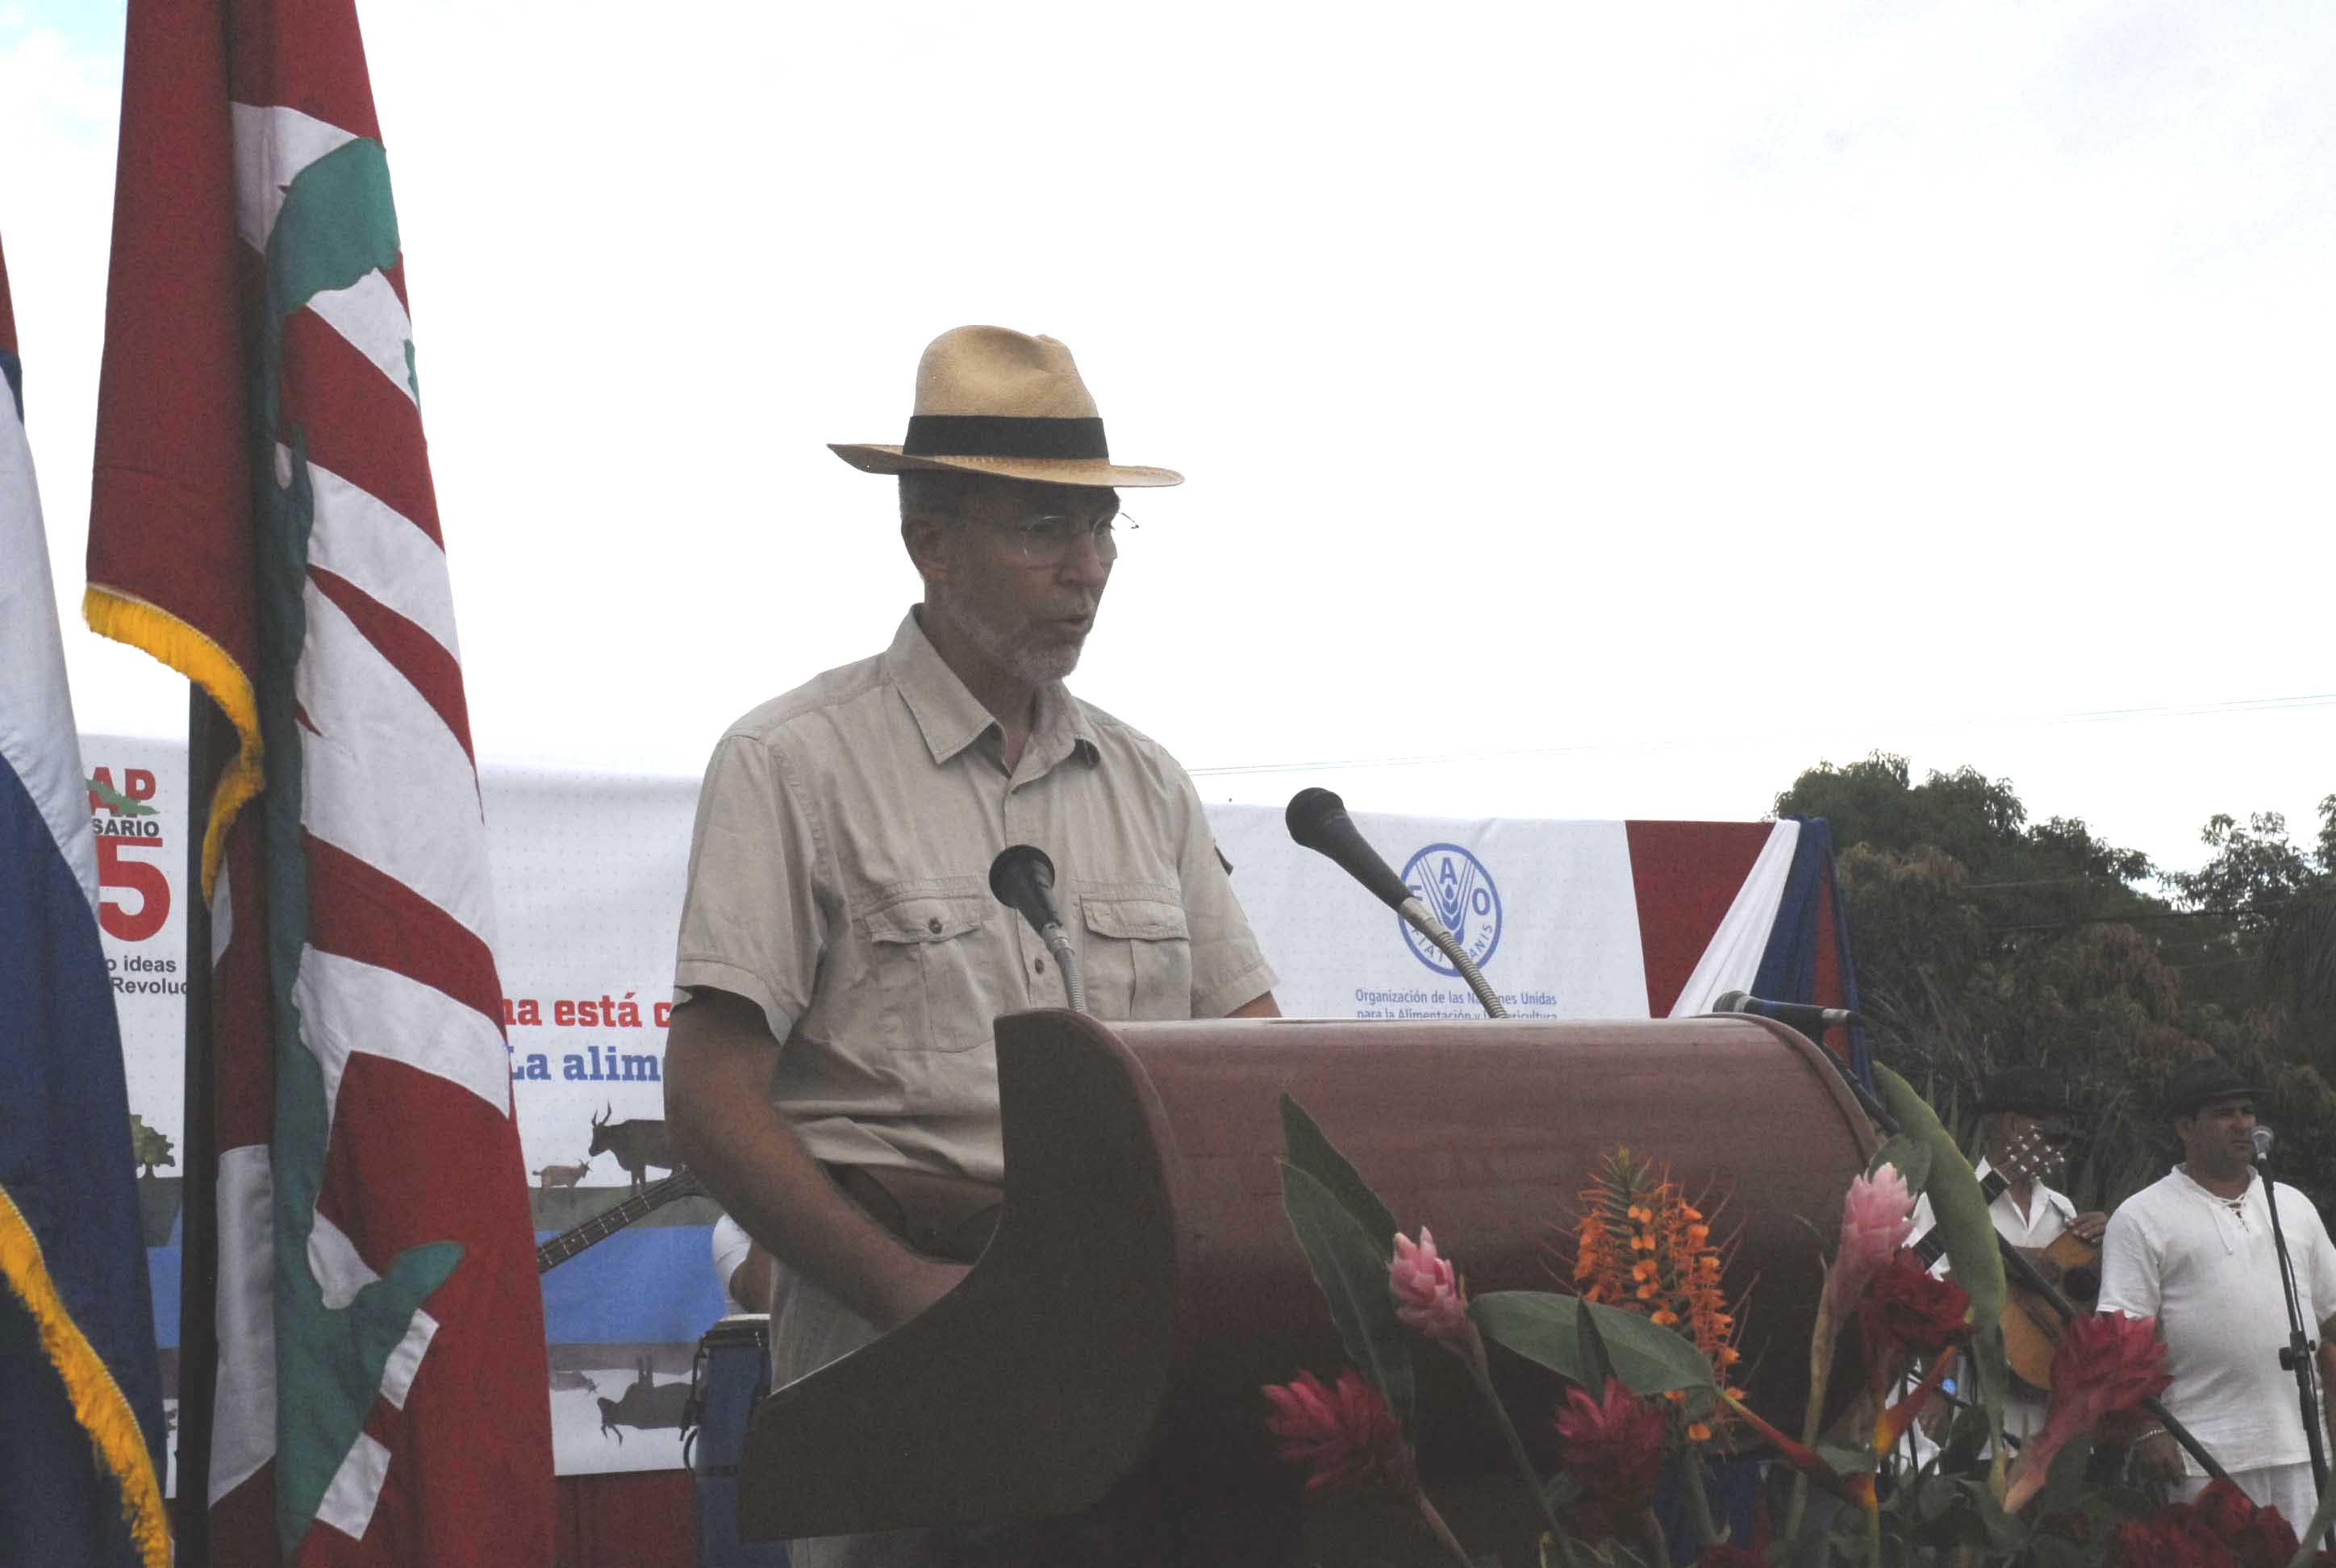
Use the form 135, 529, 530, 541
740, 1012, 1877, 1560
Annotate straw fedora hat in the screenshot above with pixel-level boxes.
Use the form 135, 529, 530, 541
829, 325, 1182, 488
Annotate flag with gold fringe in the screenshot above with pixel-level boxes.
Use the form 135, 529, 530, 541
86, 2, 554, 1560
0, 232, 170, 1568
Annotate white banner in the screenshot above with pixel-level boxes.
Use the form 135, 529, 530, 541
86, 736, 1793, 1474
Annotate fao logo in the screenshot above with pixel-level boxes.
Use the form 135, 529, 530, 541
1400, 843, 1502, 977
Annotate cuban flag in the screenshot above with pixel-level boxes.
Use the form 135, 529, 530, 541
0, 239, 170, 1566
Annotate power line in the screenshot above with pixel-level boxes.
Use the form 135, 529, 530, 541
1985, 903, 2302, 933
1186, 690, 2336, 778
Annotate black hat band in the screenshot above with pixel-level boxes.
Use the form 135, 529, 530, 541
903, 415, 1110, 461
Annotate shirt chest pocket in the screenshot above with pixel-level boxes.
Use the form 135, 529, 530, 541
1077, 885, 1192, 1021
864, 888, 995, 1054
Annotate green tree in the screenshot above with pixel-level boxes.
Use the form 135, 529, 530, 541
129, 1112, 175, 1180
1775, 753, 2336, 1211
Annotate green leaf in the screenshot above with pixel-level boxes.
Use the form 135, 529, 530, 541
1875, 1064, 2009, 1453
1471, 1291, 1715, 1406
1280, 1093, 1399, 1258
1575, 1290, 1617, 1393
1279, 1160, 1414, 1419
1869, 1132, 1933, 1195
2037, 1432, 2094, 1519
1815, 1440, 1880, 1477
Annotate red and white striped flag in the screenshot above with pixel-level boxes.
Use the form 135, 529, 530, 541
86, 2, 553, 1560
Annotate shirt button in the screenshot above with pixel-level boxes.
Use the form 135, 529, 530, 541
927, 916, 943, 934
1034, 957, 1046, 974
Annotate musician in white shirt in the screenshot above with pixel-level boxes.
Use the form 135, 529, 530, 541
2100, 1059, 2336, 1525
1913, 1067, 2107, 1443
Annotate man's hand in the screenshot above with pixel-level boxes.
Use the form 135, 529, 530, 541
880, 1257, 974, 1331
2130, 1431, 2183, 1487
669, 988, 957, 1331
2069, 1211, 2109, 1246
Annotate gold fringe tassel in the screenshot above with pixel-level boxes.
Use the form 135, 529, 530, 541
0, 1186, 171, 1568
83, 586, 264, 899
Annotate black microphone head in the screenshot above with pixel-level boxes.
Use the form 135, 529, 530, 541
1285, 788, 1351, 851
1711, 990, 1749, 1013
987, 844, 1056, 907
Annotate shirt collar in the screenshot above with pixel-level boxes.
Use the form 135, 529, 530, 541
884, 610, 1099, 770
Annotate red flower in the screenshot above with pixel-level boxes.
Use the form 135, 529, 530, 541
1262, 1370, 1416, 1495
1856, 1249, 1971, 1389
2187, 1478, 2259, 1539
1554, 1377, 1669, 1541
2231, 1504, 2301, 1568
2112, 1519, 2225, 1568
2008, 1313, 2173, 1512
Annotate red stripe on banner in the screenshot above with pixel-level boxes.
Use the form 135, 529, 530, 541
223, 7, 383, 145
302, 832, 502, 1032
308, 566, 477, 765
302, 1053, 549, 1566
1625, 821, 1775, 1015
281, 309, 442, 544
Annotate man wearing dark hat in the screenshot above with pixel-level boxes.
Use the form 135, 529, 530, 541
1911, 1066, 2105, 1444
663, 327, 1279, 1565
2099, 1059, 2336, 1523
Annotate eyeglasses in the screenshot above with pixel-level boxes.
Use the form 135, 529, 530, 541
966, 511, 1133, 565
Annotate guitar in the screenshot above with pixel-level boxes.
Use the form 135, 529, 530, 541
536, 1168, 708, 1274
1908, 1128, 2099, 1390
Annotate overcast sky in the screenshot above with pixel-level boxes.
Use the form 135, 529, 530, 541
7, 1, 2331, 881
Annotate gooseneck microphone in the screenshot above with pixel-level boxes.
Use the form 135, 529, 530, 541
1710, 990, 1863, 1034
2255, 1126, 2276, 1165
1286, 788, 1416, 911
1285, 789, 1508, 1020
988, 845, 1087, 1014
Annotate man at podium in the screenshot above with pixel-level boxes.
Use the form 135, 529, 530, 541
665, 326, 1279, 1565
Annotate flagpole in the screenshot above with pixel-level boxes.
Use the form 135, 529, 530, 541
175, 689, 218, 1568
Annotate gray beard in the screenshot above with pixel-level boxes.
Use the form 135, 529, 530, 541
932, 593, 1084, 689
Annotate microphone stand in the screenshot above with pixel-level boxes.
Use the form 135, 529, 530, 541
1042, 922, 1088, 1015
1800, 1042, 2232, 1485
2259, 1153, 2331, 1541
1398, 897, 1508, 1020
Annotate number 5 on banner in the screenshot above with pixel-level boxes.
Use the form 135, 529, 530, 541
97, 835, 171, 942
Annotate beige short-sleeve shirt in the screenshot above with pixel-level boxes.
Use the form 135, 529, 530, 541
674, 611, 1276, 1183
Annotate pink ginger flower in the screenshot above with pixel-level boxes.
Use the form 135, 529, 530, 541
1391, 1227, 1471, 1345
1824, 1165, 1916, 1318
2004, 1313, 2171, 1512
1262, 1369, 1417, 1495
